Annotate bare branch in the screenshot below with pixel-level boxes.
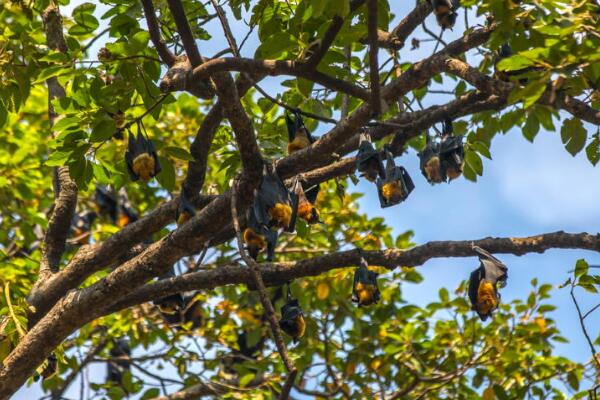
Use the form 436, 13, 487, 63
141, 0, 177, 66
166, 0, 203, 67
376, 1, 433, 50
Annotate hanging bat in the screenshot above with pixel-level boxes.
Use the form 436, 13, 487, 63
286, 110, 315, 154
376, 146, 415, 208
117, 204, 138, 228
352, 257, 381, 306
431, 0, 460, 30
419, 133, 444, 184
468, 246, 508, 321
291, 177, 321, 225
439, 119, 465, 181
279, 294, 305, 343
176, 191, 196, 226
125, 131, 161, 182
253, 164, 298, 232
153, 267, 185, 319
182, 295, 203, 330
243, 208, 279, 261
70, 211, 97, 245
107, 337, 131, 384
356, 131, 385, 182
94, 185, 118, 223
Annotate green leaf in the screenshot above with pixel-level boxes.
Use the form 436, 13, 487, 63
561, 118, 587, 156
465, 150, 483, 176
574, 259, 588, 278
90, 118, 116, 143
585, 135, 599, 165
469, 141, 492, 159
156, 156, 176, 191
46, 150, 71, 167
164, 146, 193, 161
508, 79, 547, 109
496, 55, 535, 72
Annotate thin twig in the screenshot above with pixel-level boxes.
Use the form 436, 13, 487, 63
570, 283, 600, 370
367, 0, 381, 116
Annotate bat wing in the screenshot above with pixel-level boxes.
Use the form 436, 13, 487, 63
285, 190, 299, 233
304, 183, 319, 204
399, 167, 415, 195
467, 267, 482, 309
265, 230, 279, 261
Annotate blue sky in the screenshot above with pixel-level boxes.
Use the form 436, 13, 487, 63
15, 1, 599, 398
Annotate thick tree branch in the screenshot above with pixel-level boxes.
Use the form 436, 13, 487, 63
37, 5, 77, 281
107, 231, 600, 314
140, 0, 177, 67
377, 1, 433, 50
189, 57, 370, 101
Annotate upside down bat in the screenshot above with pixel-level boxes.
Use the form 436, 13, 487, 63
70, 211, 97, 245
94, 185, 118, 223
125, 130, 161, 182
468, 246, 508, 321
356, 131, 385, 182
153, 267, 186, 318
176, 191, 196, 226
291, 177, 321, 225
352, 257, 381, 307
106, 337, 131, 384
431, 0, 460, 30
439, 119, 465, 181
243, 207, 279, 261
419, 133, 444, 184
376, 146, 414, 208
279, 291, 305, 343
253, 163, 298, 232
286, 110, 315, 154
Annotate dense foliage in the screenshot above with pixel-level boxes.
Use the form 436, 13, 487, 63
0, 0, 599, 398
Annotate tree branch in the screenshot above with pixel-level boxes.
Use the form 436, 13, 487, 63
304, 0, 366, 69
37, 5, 78, 282
107, 231, 600, 314
376, 1, 433, 50
367, 0, 381, 116
166, 0, 203, 67
140, 0, 177, 67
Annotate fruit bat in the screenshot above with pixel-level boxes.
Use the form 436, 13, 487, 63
176, 192, 196, 226
107, 337, 131, 384
376, 146, 414, 208
279, 294, 305, 343
439, 119, 465, 181
419, 133, 444, 184
153, 267, 185, 317
356, 131, 385, 182
70, 211, 97, 245
182, 295, 203, 330
253, 164, 298, 232
286, 110, 315, 154
431, 0, 460, 30
94, 186, 118, 223
243, 208, 279, 261
117, 204, 138, 228
291, 177, 321, 225
352, 257, 381, 307
468, 246, 508, 321
125, 131, 161, 182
